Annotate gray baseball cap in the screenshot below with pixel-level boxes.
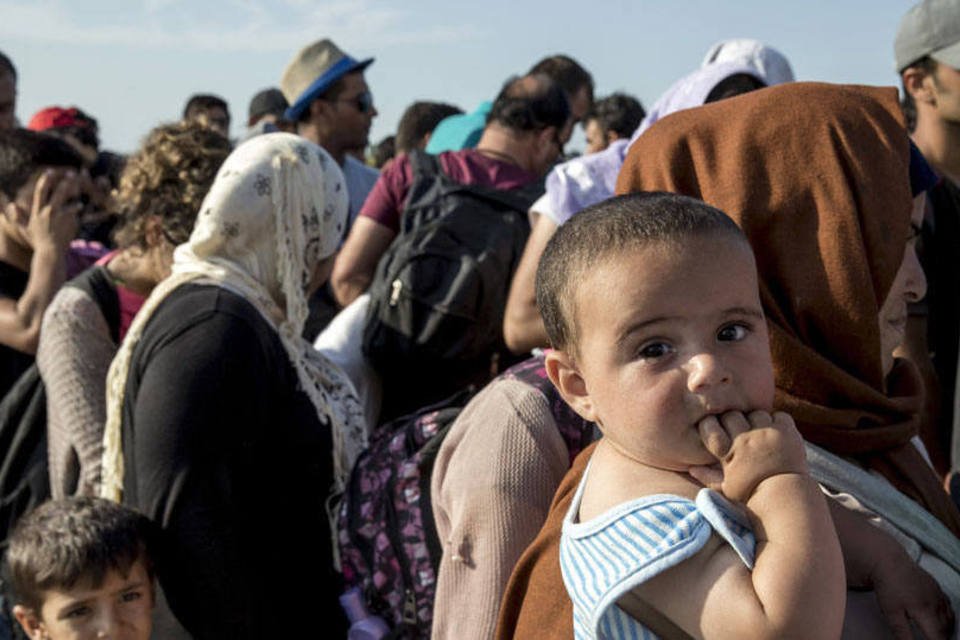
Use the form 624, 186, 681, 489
895, 0, 960, 72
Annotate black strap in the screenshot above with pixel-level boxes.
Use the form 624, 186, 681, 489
407, 148, 442, 181
400, 148, 544, 234
412, 148, 543, 211
445, 180, 542, 214
65, 265, 121, 344
618, 591, 695, 640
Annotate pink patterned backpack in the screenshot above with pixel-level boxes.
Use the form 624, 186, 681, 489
337, 355, 596, 638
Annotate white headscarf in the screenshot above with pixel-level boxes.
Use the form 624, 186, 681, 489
100, 132, 367, 502
701, 38, 795, 86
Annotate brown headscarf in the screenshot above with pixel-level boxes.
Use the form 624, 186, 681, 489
616, 81, 960, 535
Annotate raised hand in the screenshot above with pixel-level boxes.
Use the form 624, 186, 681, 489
25, 168, 83, 252
688, 410, 807, 503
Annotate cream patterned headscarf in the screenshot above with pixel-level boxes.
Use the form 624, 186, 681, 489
100, 132, 367, 502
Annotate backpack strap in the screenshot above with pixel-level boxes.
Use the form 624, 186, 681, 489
0, 361, 48, 557
450, 180, 543, 217
408, 148, 543, 213
66, 265, 121, 344
400, 150, 544, 235
407, 148, 442, 182
399, 150, 446, 228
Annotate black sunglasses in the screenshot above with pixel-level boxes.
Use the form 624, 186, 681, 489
335, 91, 375, 115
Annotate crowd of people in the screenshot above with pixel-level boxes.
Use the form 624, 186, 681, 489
0, 1, 959, 638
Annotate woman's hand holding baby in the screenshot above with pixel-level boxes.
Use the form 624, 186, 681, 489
688, 410, 808, 503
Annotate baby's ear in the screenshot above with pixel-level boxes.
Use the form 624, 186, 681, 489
12, 604, 45, 640
544, 349, 599, 422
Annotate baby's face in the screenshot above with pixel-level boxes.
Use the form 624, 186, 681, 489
24, 558, 153, 640
567, 235, 774, 470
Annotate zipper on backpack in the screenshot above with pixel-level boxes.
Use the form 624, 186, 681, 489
384, 475, 421, 627
402, 588, 418, 625
389, 279, 403, 306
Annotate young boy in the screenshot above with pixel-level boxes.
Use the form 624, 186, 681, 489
5, 497, 154, 640
0, 129, 84, 399
537, 192, 845, 639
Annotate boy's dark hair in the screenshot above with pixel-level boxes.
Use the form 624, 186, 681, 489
488, 74, 571, 133
900, 56, 938, 132
536, 192, 747, 353
0, 129, 83, 200
395, 101, 462, 153
587, 93, 646, 139
0, 51, 15, 80
4, 497, 154, 612
528, 54, 594, 107
182, 93, 229, 120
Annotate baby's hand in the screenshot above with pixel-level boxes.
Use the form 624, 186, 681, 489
688, 411, 807, 503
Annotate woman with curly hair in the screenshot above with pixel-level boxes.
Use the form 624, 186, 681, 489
37, 121, 230, 499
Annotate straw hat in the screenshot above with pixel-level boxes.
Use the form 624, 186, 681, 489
280, 39, 374, 121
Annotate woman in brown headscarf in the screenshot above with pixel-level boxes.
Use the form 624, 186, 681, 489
497, 83, 960, 639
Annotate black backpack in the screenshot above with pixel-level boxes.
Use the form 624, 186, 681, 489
362, 150, 543, 419
0, 265, 120, 550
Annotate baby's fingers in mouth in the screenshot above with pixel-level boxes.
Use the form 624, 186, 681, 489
697, 415, 731, 458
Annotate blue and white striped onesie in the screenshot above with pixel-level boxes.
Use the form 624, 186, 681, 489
559, 463, 757, 640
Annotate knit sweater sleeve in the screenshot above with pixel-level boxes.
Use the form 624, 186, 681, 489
37, 286, 117, 498
430, 377, 570, 640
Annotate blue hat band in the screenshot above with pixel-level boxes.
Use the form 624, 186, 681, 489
285, 55, 373, 121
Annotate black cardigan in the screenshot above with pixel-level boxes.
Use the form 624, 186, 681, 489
120, 283, 346, 638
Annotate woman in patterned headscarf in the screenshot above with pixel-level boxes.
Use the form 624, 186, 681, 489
100, 132, 366, 638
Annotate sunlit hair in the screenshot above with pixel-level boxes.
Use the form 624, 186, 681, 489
112, 121, 231, 250
4, 497, 154, 612
536, 192, 749, 354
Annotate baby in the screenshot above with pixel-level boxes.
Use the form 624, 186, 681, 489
5, 497, 154, 640
537, 193, 845, 639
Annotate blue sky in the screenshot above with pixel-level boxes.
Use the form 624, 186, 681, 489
1, 0, 915, 153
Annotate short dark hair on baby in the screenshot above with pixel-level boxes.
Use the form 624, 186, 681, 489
4, 497, 154, 612
536, 192, 747, 353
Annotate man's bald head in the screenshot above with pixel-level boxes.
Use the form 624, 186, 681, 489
487, 73, 570, 133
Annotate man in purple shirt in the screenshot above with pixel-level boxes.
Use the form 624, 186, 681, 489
331, 73, 572, 308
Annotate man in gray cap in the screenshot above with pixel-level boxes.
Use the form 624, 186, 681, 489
281, 38, 378, 231
895, 0, 960, 478
898, 0, 960, 174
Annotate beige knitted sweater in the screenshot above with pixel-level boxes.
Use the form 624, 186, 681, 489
430, 377, 571, 640
36, 286, 117, 498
